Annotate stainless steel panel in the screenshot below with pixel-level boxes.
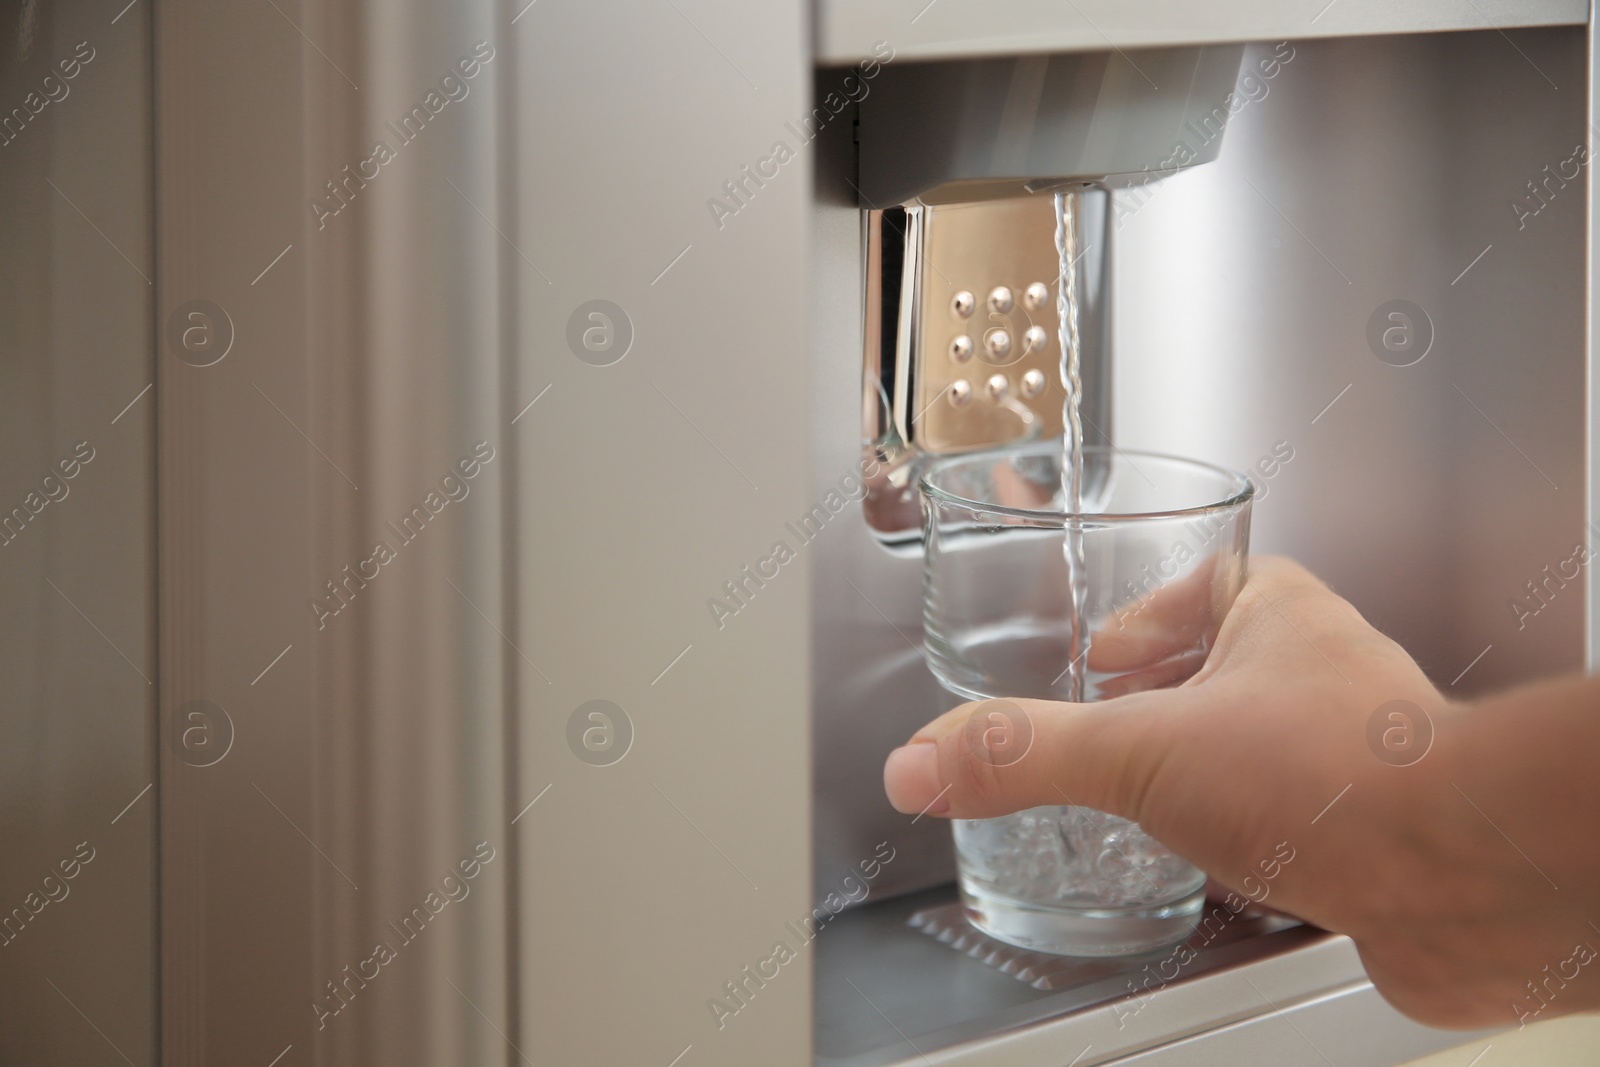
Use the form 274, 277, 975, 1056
855, 47, 1243, 207
153, 0, 815, 1065
0, 1, 156, 1064
858, 194, 1113, 544
813, 77, 959, 905
1114, 29, 1587, 693
1101, 985, 1482, 1066
513, 3, 814, 1065
156, 1, 514, 1062
899, 198, 1087, 456
813, 889, 1492, 1067
815, 0, 1586, 65
814, 25, 1586, 1066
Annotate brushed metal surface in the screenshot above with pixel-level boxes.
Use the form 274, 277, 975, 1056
855, 47, 1244, 207
813, 25, 1586, 1067
813, 75, 958, 906
1113, 29, 1587, 694
512, 3, 814, 1065
816, 27, 1587, 907
903, 900, 1300, 992
155, 2, 511, 1063
910, 196, 1086, 453
1099, 984, 1485, 1066
815, 0, 1587, 65
59, 0, 821, 1061
813, 888, 1494, 1067
857, 191, 1117, 546
0, 2, 157, 1064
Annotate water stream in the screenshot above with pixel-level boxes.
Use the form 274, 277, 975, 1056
1054, 189, 1091, 704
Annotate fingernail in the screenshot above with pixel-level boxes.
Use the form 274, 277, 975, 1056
884, 742, 947, 816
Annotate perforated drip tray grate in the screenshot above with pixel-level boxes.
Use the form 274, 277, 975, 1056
908, 900, 1299, 991
814, 886, 1455, 1067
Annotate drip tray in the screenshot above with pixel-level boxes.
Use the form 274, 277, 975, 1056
815, 886, 1488, 1067
906, 900, 1297, 992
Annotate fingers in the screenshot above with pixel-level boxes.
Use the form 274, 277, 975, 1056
1093, 647, 1209, 700
883, 692, 1187, 822
1086, 555, 1322, 676
1178, 554, 1365, 688
1088, 553, 1222, 673
990, 460, 1055, 508
881, 557, 1349, 824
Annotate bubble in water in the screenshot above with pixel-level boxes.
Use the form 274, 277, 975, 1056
955, 805, 1201, 908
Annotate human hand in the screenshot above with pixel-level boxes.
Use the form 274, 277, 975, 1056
883, 556, 1600, 1028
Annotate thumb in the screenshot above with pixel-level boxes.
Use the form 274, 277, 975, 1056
882, 693, 1183, 822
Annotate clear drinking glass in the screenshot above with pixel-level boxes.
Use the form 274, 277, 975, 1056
918, 442, 1253, 956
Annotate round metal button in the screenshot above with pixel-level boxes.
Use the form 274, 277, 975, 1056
1024, 282, 1050, 310
984, 328, 1011, 360
1023, 325, 1048, 354
987, 286, 1014, 314
985, 374, 1009, 401
950, 335, 973, 362
948, 379, 973, 406
1020, 369, 1046, 398
952, 291, 975, 318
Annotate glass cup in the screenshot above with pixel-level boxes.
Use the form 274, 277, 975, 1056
918, 442, 1253, 956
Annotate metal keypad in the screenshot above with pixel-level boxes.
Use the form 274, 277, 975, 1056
911, 196, 1067, 453
860, 188, 1110, 544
